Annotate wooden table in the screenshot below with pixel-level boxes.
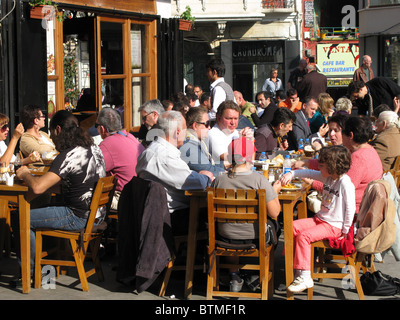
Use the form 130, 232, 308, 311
184, 184, 310, 300
0, 182, 31, 293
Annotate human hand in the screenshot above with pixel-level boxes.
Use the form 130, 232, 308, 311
240, 127, 254, 140
279, 138, 289, 150
302, 177, 314, 185
13, 123, 24, 140
280, 171, 293, 185
16, 165, 29, 180
337, 232, 348, 241
272, 180, 282, 193
318, 123, 329, 137
292, 160, 305, 170
199, 170, 215, 181
249, 106, 256, 114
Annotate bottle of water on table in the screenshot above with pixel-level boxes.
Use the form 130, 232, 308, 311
283, 154, 291, 175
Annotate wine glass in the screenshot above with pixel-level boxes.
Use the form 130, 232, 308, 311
13, 153, 22, 172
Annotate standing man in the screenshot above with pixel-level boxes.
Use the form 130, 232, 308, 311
206, 58, 237, 121
234, 90, 256, 126
288, 59, 308, 90
292, 96, 329, 142
353, 55, 374, 83
348, 78, 400, 115
249, 91, 278, 127
96, 107, 145, 210
297, 64, 327, 102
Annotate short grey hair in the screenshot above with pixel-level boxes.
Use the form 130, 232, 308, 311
97, 107, 122, 132
157, 110, 185, 137
379, 111, 400, 129
138, 99, 165, 115
335, 97, 352, 113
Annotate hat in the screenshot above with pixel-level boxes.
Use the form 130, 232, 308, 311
228, 137, 257, 164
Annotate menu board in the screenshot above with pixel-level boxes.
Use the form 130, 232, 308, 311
304, 1, 314, 28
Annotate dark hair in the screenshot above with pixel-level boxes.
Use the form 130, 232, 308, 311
186, 92, 198, 102
303, 96, 317, 106
206, 58, 226, 77
286, 88, 298, 97
186, 107, 206, 127
318, 145, 351, 176
270, 107, 296, 127
347, 80, 366, 95
327, 113, 349, 130
21, 105, 42, 129
373, 104, 391, 118
342, 115, 374, 144
49, 110, 93, 152
200, 92, 210, 104
216, 100, 241, 118
255, 91, 272, 101
275, 90, 286, 100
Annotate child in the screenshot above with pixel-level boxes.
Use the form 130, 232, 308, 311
211, 136, 281, 292
280, 145, 355, 293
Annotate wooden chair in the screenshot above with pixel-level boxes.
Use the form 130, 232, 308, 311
307, 241, 374, 300
0, 200, 12, 258
34, 175, 117, 291
206, 187, 274, 300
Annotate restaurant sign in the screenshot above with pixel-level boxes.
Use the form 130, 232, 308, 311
316, 43, 359, 77
232, 41, 284, 63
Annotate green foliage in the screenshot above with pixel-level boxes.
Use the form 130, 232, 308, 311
64, 56, 80, 102
180, 6, 195, 22
29, 0, 55, 7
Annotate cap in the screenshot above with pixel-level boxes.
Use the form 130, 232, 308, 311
228, 137, 257, 163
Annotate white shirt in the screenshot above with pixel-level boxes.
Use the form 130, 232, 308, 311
208, 123, 239, 163
0, 141, 16, 162
292, 169, 356, 234
209, 78, 237, 120
136, 136, 210, 213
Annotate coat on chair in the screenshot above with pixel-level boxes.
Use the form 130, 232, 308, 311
117, 176, 174, 292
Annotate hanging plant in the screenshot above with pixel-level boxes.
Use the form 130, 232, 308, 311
179, 6, 195, 31
64, 56, 80, 106
29, 0, 64, 21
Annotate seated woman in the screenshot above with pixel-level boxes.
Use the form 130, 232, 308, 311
0, 113, 40, 166
370, 110, 400, 171
309, 93, 335, 134
210, 137, 281, 292
180, 107, 225, 177
19, 105, 56, 157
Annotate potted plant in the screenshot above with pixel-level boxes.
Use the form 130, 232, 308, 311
342, 30, 352, 40
179, 6, 195, 31
29, 0, 59, 20
319, 29, 328, 40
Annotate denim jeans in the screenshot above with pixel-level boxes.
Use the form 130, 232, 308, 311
12, 206, 87, 275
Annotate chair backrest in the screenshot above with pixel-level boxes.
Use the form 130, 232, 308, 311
86, 175, 117, 234
355, 179, 396, 254
206, 187, 267, 250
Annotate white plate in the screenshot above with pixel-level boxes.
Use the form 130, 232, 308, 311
281, 183, 302, 191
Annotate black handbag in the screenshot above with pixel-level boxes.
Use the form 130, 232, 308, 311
360, 270, 400, 296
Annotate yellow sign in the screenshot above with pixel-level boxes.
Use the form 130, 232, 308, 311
317, 43, 359, 76
327, 78, 352, 87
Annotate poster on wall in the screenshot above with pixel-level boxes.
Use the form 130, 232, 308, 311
316, 43, 359, 77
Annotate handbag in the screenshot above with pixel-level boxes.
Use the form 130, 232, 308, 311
307, 190, 322, 214
360, 270, 400, 296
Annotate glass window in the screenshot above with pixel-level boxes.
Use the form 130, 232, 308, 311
131, 24, 148, 73
101, 22, 123, 75
383, 36, 400, 86
132, 76, 149, 123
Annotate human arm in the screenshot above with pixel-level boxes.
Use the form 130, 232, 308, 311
0, 123, 24, 165
19, 132, 56, 157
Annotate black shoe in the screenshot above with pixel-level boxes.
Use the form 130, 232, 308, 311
9, 277, 33, 289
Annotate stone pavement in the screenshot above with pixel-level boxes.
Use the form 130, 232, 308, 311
1, 233, 400, 303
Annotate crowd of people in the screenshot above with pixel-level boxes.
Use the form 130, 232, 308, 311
2, 56, 400, 294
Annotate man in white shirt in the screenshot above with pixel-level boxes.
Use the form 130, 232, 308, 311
136, 111, 213, 234
208, 100, 254, 166
206, 58, 237, 121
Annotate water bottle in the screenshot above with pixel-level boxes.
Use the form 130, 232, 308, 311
259, 152, 267, 162
305, 138, 311, 149
298, 138, 304, 151
283, 155, 291, 175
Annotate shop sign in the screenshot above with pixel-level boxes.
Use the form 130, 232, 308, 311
317, 43, 359, 77
232, 41, 284, 63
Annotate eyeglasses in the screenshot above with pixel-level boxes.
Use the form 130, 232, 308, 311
196, 121, 211, 128
142, 112, 152, 122
1, 123, 9, 132
37, 114, 46, 119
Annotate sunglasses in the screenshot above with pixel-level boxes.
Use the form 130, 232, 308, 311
196, 121, 211, 128
1, 123, 9, 132
142, 112, 152, 122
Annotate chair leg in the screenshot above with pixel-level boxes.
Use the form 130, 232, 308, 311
34, 231, 43, 289
347, 255, 365, 300
90, 237, 104, 282
159, 258, 175, 296
70, 239, 89, 292
308, 244, 315, 300
206, 253, 217, 300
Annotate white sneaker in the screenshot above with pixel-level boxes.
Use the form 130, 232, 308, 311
287, 276, 314, 293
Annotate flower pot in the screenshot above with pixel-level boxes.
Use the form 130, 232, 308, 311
30, 5, 53, 19
178, 19, 193, 31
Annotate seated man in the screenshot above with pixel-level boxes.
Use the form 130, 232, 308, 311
254, 107, 296, 158
279, 88, 302, 113
136, 110, 213, 235
96, 107, 145, 210
249, 91, 278, 127
208, 100, 253, 166
137, 99, 165, 147
180, 107, 225, 178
